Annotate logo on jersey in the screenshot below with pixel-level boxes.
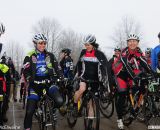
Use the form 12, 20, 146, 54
81, 57, 98, 63
32, 56, 37, 63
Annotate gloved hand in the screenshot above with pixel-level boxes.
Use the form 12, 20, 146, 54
133, 76, 140, 85
48, 68, 54, 76
133, 72, 143, 85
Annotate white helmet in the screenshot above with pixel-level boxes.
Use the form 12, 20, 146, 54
0, 22, 5, 36
114, 46, 121, 51
32, 33, 47, 44
127, 34, 140, 42
83, 34, 96, 44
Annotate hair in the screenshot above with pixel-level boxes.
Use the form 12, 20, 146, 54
91, 42, 99, 49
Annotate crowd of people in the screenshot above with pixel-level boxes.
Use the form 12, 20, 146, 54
0, 21, 160, 130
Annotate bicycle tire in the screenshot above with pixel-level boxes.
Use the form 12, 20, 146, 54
143, 93, 160, 126
66, 100, 77, 128
99, 96, 114, 118
84, 95, 100, 130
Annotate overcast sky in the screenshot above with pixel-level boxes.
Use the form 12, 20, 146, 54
0, 0, 159, 56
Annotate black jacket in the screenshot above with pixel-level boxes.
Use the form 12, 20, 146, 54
75, 49, 111, 85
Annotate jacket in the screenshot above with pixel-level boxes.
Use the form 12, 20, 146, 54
151, 44, 160, 71
75, 49, 111, 86
23, 49, 62, 83
112, 47, 153, 79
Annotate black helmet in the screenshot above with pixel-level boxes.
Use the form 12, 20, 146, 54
158, 32, 160, 39
61, 48, 71, 55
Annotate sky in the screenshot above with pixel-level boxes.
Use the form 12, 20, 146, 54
0, 0, 160, 56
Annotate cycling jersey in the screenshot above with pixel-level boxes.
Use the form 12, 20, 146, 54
75, 49, 111, 85
60, 56, 74, 80
81, 50, 99, 80
151, 44, 160, 71
112, 47, 153, 92
36, 53, 48, 77
23, 49, 62, 82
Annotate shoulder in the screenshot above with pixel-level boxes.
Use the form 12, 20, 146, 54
46, 51, 55, 58
121, 47, 128, 57
95, 50, 106, 57
81, 49, 86, 54
27, 50, 36, 57
65, 56, 73, 61
79, 49, 86, 57
154, 45, 160, 51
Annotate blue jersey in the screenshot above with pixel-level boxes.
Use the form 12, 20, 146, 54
60, 56, 74, 80
36, 53, 48, 77
151, 44, 160, 71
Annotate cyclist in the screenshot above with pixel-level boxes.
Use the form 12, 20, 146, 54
0, 22, 9, 126
8, 57, 17, 102
60, 48, 74, 80
151, 32, 160, 72
19, 68, 26, 102
23, 33, 63, 130
109, 46, 121, 89
145, 48, 152, 66
73, 34, 110, 129
112, 34, 154, 129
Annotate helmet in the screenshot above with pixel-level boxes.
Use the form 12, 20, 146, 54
32, 33, 47, 44
145, 48, 152, 54
0, 22, 5, 36
114, 46, 121, 51
83, 34, 96, 44
61, 48, 71, 55
127, 34, 140, 42
158, 32, 160, 39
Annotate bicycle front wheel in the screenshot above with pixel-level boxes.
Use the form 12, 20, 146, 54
66, 100, 77, 128
84, 96, 100, 130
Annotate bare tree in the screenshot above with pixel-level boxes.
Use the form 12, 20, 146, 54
5, 41, 25, 72
32, 17, 62, 53
58, 29, 83, 64
111, 16, 143, 49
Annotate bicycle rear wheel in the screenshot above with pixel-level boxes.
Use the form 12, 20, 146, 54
84, 96, 100, 130
99, 93, 114, 118
143, 93, 160, 126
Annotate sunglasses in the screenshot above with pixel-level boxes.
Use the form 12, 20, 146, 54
84, 43, 91, 46
38, 42, 47, 45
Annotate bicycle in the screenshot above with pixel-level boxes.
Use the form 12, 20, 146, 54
34, 79, 58, 130
122, 74, 158, 126
58, 78, 74, 116
67, 79, 100, 130
98, 82, 115, 118
22, 82, 28, 109
140, 75, 160, 127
